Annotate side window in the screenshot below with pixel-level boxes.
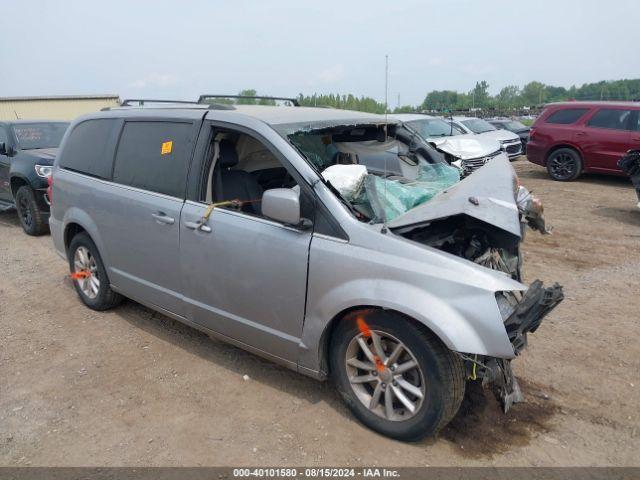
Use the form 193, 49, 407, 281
113, 121, 193, 198
59, 119, 119, 178
586, 109, 632, 131
545, 108, 589, 124
0, 126, 8, 145
200, 128, 313, 222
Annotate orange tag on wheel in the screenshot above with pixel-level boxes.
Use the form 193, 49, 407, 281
161, 141, 173, 155
70, 270, 91, 280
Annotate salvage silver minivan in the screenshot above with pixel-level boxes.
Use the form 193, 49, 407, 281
49, 101, 563, 440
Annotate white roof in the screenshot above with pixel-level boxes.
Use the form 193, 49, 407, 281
451, 116, 482, 121
387, 113, 437, 122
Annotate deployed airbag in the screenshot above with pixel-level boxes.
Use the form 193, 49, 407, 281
360, 162, 460, 222
322, 164, 368, 200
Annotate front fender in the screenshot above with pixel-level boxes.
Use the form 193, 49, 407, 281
9, 154, 42, 192
299, 235, 523, 375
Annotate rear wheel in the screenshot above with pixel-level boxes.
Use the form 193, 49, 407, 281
68, 232, 122, 310
15, 186, 49, 236
330, 310, 465, 441
546, 148, 582, 181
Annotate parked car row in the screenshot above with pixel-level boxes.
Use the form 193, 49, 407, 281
445, 116, 523, 159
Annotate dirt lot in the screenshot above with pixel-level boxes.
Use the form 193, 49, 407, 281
1, 160, 639, 467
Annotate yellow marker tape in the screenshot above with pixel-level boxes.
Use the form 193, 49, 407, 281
161, 141, 173, 155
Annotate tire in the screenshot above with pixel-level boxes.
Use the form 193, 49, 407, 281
330, 310, 465, 441
15, 186, 49, 236
68, 232, 123, 311
546, 148, 582, 181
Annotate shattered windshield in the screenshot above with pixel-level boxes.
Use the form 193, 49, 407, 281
406, 118, 459, 138
461, 118, 496, 134
287, 123, 460, 223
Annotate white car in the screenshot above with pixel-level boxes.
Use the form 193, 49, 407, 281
445, 116, 522, 159
389, 114, 507, 176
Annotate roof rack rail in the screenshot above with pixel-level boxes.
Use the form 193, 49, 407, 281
197, 94, 300, 106
120, 99, 200, 107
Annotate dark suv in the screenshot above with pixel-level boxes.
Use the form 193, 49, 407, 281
0, 120, 69, 234
526, 101, 640, 181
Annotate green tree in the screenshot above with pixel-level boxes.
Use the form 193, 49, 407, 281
496, 85, 520, 108
521, 81, 547, 105
471, 80, 490, 108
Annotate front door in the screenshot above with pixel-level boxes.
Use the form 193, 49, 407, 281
180, 126, 312, 362
576, 108, 632, 172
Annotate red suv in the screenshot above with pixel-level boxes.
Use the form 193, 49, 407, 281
527, 101, 640, 181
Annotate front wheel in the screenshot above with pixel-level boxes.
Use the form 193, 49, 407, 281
15, 186, 49, 236
546, 148, 582, 181
330, 310, 465, 441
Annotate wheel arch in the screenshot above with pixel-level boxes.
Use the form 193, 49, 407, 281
545, 143, 583, 167
318, 305, 449, 377
60, 208, 109, 265
64, 222, 87, 251
9, 175, 29, 198
303, 280, 515, 380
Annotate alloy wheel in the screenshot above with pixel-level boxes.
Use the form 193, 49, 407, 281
17, 195, 32, 227
73, 246, 100, 299
345, 330, 426, 421
549, 153, 577, 180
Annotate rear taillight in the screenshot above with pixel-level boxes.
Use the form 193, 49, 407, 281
47, 175, 53, 205
529, 127, 537, 140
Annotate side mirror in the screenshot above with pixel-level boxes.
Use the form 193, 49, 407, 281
262, 188, 306, 227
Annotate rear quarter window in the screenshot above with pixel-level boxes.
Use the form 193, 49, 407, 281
112, 121, 194, 198
586, 109, 632, 130
545, 108, 589, 125
59, 119, 120, 179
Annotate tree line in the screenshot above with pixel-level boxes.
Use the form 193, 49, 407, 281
220, 79, 640, 114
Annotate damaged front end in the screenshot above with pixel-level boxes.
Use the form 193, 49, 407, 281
388, 155, 564, 412
462, 281, 564, 411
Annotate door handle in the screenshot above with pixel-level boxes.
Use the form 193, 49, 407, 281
575, 132, 587, 137
184, 220, 212, 233
632, 137, 640, 142
151, 212, 175, 225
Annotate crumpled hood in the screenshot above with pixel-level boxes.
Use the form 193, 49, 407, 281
388, 155, 521, 238
22, 147, 59, 164
430, 135, 501, 160
477, 129, 521, 143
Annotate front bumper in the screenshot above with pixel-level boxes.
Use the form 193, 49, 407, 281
463, 280, 564, 412
503, 280, 564, 354
501, 140, 523, 159
34, 188, 51, 213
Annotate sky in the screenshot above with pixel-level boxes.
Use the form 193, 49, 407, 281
2, 0, 639, 107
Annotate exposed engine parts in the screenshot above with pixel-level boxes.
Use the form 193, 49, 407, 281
501, 281, 564, 354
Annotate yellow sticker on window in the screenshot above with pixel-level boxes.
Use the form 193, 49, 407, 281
161, 141, 173, 155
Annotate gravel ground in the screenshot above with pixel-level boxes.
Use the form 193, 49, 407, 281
0, 159, 638, 467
